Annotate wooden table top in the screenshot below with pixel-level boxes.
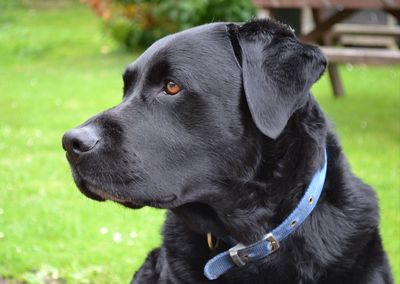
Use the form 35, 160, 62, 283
252, 0, 400, 9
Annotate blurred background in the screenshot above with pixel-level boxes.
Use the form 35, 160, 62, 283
0, 0, 399, 283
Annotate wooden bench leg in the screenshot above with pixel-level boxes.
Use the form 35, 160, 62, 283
328, 64, 344, 97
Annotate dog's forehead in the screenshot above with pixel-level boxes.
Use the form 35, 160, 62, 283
127, 23, 231, 70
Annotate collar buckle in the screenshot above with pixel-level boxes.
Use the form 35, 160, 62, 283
264, 233, 280, 253
229, 243, 248, 267
228, 233, 280, 267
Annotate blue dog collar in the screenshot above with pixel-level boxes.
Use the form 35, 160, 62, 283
204, 149, 328, 280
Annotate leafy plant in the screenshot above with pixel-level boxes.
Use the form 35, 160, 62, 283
82, 0, 256, 49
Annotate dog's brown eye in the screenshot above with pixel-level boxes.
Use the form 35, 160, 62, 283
164, 81, 181, 95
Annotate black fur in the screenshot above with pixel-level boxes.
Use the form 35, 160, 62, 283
62, 19, 392, 283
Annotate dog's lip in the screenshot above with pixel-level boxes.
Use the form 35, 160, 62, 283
83, 182, 177, 206
140, 194, 178, 208
75, 177, 106, 202
119, 194, 177, 209
71, 167, 178, 208
79, 186, 106, 201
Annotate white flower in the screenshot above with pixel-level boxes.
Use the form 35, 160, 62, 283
129, 230, 137, 239
99, 227, 108, 235
113, 232, 122, 243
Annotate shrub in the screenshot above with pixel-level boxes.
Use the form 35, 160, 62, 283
82, 0, 256, 50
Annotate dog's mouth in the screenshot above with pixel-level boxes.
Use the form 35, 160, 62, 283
70, 166, 178, 209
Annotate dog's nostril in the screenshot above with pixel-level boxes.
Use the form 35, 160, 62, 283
71, 139, 91, 153
62, 126, 100, 157
72, 140, 80, 152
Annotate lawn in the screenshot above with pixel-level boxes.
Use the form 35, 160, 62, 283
0, 1, 399, 283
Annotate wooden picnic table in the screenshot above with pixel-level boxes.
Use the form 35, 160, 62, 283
252, 0, 400, 97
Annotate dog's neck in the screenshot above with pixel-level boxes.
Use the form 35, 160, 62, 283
172, 97, 328, 245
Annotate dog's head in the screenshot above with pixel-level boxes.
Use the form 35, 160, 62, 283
62, 20, 326, 210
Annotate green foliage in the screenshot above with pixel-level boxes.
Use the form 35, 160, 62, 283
104, 0, 256, 49
0, 0, 22, 10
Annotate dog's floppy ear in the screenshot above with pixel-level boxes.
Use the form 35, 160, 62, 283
228, 20, 326, 139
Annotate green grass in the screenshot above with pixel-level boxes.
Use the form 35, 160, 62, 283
0, 2, 399, 283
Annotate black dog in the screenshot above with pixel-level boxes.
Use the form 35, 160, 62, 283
62, 19, 393, 283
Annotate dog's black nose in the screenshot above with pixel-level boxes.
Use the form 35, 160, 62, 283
62, 127, 100, 158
